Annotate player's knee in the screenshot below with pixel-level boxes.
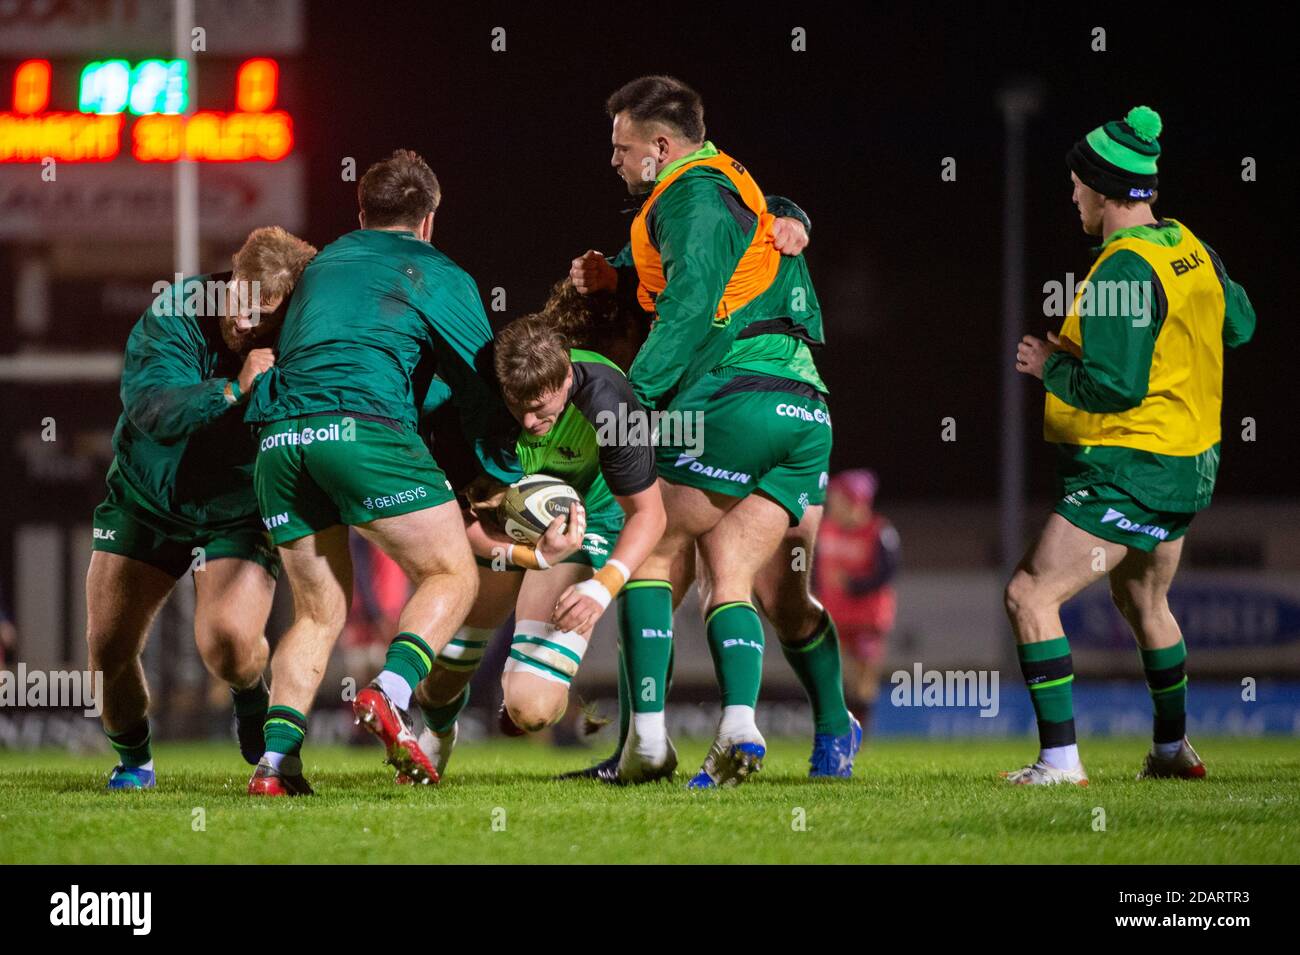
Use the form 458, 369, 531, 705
501, 623, 582, 731
1003, 571, 1040, 622
418, 544, 478, 584
458, 559, 480, 603
505, 692, 564, 734
86, 627, 139, 678
415, 551, 479, 613
196, 618, 267, 685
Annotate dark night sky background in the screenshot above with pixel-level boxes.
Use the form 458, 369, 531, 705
296, 4, 1296, 502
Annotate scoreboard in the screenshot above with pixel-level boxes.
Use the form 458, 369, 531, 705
0, 53, 303, 239
0, 0, 308, 686
1, 56, 293, 163
0, 0, 305, 238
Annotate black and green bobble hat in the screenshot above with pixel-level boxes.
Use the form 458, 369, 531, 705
1066, 105, 1163, 200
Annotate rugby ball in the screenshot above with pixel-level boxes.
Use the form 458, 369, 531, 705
498, 474, 582, 544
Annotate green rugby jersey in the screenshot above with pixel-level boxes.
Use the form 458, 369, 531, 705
244, 228, 519, 483
612, 147, 827, 410
110, 271, 261, 528
1043, 220, 1255, 512
514, 349, 657, 514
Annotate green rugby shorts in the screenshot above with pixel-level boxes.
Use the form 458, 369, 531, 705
254, 414, 455, 545
654, 371, 832, 524
1054, 483, 1193, 553
92, 461, 278, 578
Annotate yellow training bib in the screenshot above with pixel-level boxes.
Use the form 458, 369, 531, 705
1044, 219, 1225, 456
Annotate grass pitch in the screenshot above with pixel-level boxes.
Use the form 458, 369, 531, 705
1, 737, 1297, 864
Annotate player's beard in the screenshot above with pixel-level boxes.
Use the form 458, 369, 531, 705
220, 314, 272, 354
621, 163, 655, 196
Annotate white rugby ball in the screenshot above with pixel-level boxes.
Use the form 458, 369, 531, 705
498, 474, 582, 544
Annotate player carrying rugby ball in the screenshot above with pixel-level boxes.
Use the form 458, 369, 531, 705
406, 313, 665, 776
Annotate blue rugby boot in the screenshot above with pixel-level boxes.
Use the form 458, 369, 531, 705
107, 764, 155, 790
808, 714, 863, 779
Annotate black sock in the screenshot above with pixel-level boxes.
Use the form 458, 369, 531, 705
231, 677, 269, 717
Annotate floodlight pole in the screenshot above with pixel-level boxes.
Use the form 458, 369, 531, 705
996, 84, 1042, 581
174, 0, 198, 279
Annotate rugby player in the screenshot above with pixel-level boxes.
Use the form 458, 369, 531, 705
242, 150, 521, 794
88, 227, 317, 789
406, 314, 665, 776
562, 252, 861, 783
569, 75, 855, 788
1007, 106, 1255, 785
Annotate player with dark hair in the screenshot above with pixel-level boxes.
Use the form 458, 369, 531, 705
566, 76, 858, 787
88, 226, 317, 790
242, 149, 521, 794
1008, 106, 1255, 785
565, 216, 859, 783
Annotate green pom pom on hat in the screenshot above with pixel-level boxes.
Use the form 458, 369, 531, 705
1066, 105, 1162, 200
1126, 105, 1162, 143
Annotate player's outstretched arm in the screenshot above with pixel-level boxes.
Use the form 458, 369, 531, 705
607, 482, 666, 579
556, 356, 663, 636
576, 197, 808, 298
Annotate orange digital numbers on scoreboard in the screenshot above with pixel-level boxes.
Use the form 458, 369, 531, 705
14, 59, 52, 114
235, 58, 278, 113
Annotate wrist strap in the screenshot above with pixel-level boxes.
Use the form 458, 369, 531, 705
509, 543, 550, 571
229, 378, 242, 401
572, 577, 613, 611
591, 558, 629, 601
